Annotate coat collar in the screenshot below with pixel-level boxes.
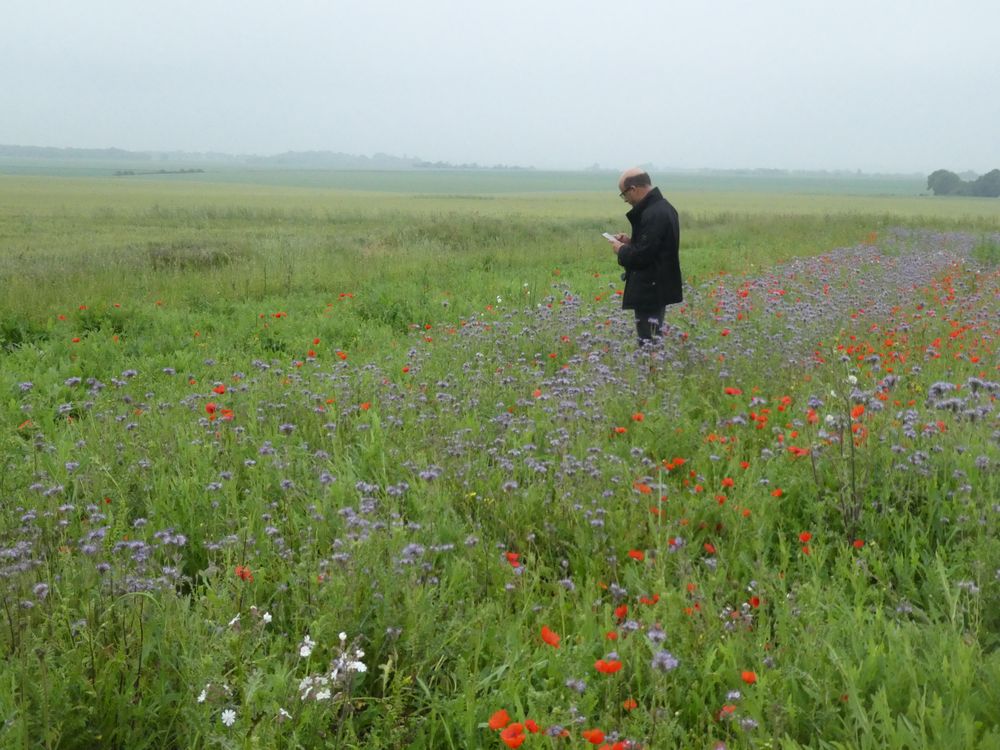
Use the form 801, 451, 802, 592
626, 186, 663, 221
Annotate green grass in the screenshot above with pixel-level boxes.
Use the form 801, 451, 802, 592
1, 172, 999, 749
972, 235, 1000, 265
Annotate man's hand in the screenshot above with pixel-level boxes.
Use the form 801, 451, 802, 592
611, 234, 629, 253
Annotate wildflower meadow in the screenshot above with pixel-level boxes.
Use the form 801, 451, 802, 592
1, 172, 999, 749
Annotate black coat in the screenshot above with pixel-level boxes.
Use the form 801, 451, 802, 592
617, 187, 682, 311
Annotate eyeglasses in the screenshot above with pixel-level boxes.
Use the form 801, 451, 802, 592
619, 186, 634, 199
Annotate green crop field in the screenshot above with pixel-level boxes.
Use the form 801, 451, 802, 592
1, 168, 999, 749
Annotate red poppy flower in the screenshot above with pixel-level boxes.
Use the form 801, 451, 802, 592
741, 670, 757, 684
594, 659, 622, 674
614, 604, 628, 620
500, 725, 525, 748
213, 384, 226, 394
724, 387, 743, 395
853, 539, 865, 549
524, 719, 539, 733
235, 565, 253, 582
798, 531, 812, 543
628, 549, 645, 561
582, 728, 605, 744
540, 625, 560, 648
488, 709, 510, 730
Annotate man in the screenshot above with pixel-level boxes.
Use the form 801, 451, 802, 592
606, 168, 682, 343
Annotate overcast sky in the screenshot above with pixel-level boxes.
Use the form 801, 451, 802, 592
3, 0, 998, 173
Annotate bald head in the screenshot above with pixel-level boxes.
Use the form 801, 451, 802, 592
619, 167, 649, 186
618, 168, 652, 205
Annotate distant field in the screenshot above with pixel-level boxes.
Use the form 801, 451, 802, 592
82, 167, 928, 197
2, 155, 930, 194
3, 169, 999, 220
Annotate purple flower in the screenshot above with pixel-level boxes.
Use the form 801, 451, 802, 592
651, 649, 679, 672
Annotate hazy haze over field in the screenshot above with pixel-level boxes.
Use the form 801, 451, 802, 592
3, 0, 998, 173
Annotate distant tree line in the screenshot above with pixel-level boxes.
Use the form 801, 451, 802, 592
113, 168, 205, 176
414, 161, 533, 170
927, 169, 1000, 197
1, 144, 141, 160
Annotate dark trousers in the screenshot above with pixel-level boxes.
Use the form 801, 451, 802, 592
634, 307, 666, 343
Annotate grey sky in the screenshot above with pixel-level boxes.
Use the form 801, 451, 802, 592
3, 0, 998, 172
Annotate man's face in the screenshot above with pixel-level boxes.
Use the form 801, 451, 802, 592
619, 183, 640, 206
